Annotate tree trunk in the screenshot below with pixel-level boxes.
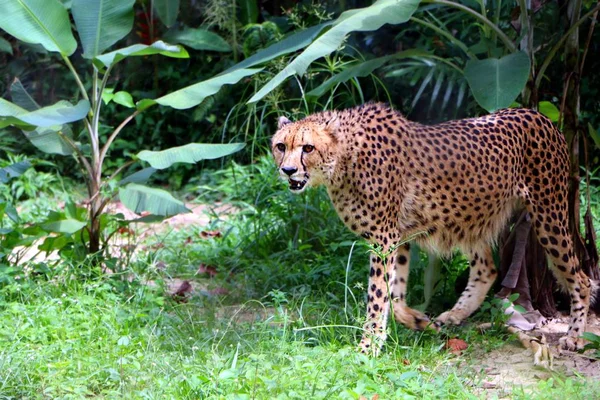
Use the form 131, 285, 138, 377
497, 1, 557, 315
562, 0, 600, 280
497, 0, 599, 315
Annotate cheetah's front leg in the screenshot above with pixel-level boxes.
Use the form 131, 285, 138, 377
359, 245, 431, 356
359, 252, 393, 356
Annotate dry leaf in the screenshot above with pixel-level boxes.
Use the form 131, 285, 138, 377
172, 280, 192, 302
200, 230, 222, 239
358, 396, 379, 400
482, 381, 497, 389
117, 226, 134, 235
198, 263, 217, 277
445, 338, 468, 355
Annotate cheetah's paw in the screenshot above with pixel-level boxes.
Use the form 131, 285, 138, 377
435, 310, 466, 327
393, 306, 434, 331
559, 335, 587, 351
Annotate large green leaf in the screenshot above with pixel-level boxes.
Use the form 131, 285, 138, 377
0, 200, 20, 223
307, 50, 428, 98
118, 167, 156, 186
93, 40, 188, 69
0, 97, 27, 118
0, 161, 31, 183
464, 51, 530, 112
8, 79, 75, 155
137, 143, 245, 169
42, 218, 87, 234
249, 0, 420, 103
0, 98, 89, 129
23, 126, 75, 155
144, 23, 335, 111
119, 183, 190, 216
10, 78, 40, 111
224, 22, 332, 75
153, 0, 179, 27
163, 28, 231, 52
72, 0, 135, 58
139, 68, 261, 111
0, 0, 77, 55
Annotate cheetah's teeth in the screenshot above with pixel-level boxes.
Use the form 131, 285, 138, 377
289, 178, 307, 191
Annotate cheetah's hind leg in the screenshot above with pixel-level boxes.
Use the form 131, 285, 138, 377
435, 247, 497, 327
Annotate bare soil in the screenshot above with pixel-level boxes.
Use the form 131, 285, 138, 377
466, 316, 600, 398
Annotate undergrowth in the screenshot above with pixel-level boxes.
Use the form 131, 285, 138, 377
2, 160, 600, 398
2, 274, 599, 399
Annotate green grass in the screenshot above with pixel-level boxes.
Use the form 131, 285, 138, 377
2, 275, 599, 399
2, 160, 600, 399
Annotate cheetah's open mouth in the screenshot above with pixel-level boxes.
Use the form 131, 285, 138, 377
288, 178, 307, 191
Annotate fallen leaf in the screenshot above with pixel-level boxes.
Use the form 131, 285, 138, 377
198, 263, 217, 277
117, 226, 135, 235
200, 230, 222, 239
482, 381, 497, 389
402, 359, 410, 365
445, 338, 468, 355
358, 395, 380, 400
172, 280, 192, 302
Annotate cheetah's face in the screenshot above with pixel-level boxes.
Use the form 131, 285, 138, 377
271, 115, 339, 193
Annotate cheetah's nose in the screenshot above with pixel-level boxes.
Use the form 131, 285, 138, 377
281, 166, 298, 176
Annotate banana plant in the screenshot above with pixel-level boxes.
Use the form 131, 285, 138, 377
0, 0, 260, 256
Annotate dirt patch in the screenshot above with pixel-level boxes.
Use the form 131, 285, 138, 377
467, 315, 600, 398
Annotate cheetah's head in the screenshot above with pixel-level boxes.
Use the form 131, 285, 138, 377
271, 114, 340, 193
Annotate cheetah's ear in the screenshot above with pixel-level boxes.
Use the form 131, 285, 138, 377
278, 116, 292, 129
324, 115, 340, 137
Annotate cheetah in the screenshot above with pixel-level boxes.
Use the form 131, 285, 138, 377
271, 103, 599, 355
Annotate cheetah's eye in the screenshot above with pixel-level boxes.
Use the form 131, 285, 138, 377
276, 143, 286, 152
303, 144, 315, 153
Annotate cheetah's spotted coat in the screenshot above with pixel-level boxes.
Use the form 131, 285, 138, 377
271, 103, 598, 355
